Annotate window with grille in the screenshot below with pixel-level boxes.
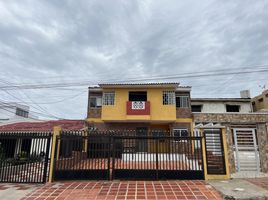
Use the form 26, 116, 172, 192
15, 108, 29, 118
176, 96, 189, 108
102, 92, 115, 105
173, 129, 189, 137
173, 128, 189, 141
89, 96, 102, 108
162, 91, 175, 105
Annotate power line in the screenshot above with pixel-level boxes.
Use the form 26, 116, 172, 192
0, 91, 86, 105
1, 66, 268, 90
0, 103, 45, 121
0, 79, 64, 119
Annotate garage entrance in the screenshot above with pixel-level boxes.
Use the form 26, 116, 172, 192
53, 130, 205, 181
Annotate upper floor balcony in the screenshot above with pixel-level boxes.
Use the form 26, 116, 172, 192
126, 101, 150, 115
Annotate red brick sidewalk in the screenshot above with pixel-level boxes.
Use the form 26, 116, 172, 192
22, 180, 222, 200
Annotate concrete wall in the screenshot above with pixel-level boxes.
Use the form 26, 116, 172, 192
193, 102, 252, 113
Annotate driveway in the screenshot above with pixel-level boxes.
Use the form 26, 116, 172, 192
21, 180, 222, 200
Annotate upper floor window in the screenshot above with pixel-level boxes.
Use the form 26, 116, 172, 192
176, 95, 189, 108
89, 96, 102, 108
191, 105, 202, 112
16, 108, 29, 118
226, 104, 240, 112
162, 91, 175, 105
129, 91, 147, 101
102, 92, 115, 105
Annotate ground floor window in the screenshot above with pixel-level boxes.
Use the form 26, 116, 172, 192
173, 128, 189, 138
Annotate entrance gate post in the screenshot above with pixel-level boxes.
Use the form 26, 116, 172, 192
48, 126, 61, 183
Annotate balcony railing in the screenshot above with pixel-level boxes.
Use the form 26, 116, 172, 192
126, 101, 150, 115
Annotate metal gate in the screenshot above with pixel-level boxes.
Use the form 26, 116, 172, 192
53, 132, 111, 180
204, 129, 226, 175
0, 132, 51, 183
233, 128, 260, 172
112, 135, 204, 180
53, 131, 204, 180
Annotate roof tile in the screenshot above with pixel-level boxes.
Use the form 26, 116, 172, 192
0, 120, 86, 132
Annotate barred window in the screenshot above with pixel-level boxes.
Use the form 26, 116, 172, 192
173, 128, 189, 142
162, 91, 175, 105
173, 128, 189, 137
102, 92, 115, 105
176, 96, 189, 108
16, 108, 29, 118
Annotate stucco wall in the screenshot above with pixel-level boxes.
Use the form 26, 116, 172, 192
194, 102, 252, 113
101, 88, 177, 121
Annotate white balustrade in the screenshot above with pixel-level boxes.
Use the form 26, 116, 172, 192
131, 101, 145, 110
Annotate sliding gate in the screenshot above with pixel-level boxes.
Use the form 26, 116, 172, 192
113, 135, 204, 180
53, 131, 204, 180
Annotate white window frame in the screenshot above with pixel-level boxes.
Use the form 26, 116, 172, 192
89, 96, 102, 108
102, 92, 115, 106
173, 128, 189, 137
176, 95, 189, 108
163, 91, 175, 105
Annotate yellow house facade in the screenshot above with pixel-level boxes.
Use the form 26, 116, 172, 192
86, 83, 193, 137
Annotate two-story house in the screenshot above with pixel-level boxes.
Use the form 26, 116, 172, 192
191, 93, 268, 177
87, 83, 193, 137
252, 89, 268, 112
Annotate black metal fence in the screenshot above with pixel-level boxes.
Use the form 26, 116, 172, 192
53, 130, 204, 180
0, 132, 51, 183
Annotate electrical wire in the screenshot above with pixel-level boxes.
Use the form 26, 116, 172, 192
1, 66, 268, 90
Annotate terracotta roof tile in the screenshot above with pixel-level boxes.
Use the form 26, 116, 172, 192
0, 120, 86, 132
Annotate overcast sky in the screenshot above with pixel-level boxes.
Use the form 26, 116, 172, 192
0, 0, 268, 119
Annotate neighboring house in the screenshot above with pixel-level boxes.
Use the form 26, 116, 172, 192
252, 89, 268, 112
191, 98, 252, 113
87, 83, 193, 137
0, 120, 86, 159
192, 94, 268, 176
0, 102, 39, 124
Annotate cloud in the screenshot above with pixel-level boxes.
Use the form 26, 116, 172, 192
0, 0, 268, 119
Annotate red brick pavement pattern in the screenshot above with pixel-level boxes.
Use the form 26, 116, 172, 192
246, 178, 268, 190
23, 181, 222, 200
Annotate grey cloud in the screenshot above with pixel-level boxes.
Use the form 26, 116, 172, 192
0, 0, 268, 119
